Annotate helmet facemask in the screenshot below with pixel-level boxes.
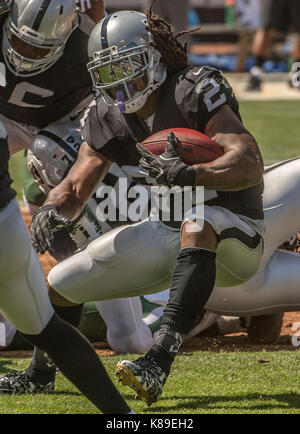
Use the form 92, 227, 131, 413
88, 43, 166, 114
27, 151, 53, 195
2, 4, 78, 77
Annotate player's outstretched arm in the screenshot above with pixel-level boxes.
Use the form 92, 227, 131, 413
46, 141, 111, 220
194, 105, 264, 191
30, 142, 111, 254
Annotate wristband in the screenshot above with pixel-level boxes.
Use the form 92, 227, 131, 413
174, 165, 196, 187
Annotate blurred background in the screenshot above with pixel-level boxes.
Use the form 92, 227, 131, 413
102, 1, 300, 165
106, 0, 298, 76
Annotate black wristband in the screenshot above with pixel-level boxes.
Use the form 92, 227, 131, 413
174, 165, 196, 187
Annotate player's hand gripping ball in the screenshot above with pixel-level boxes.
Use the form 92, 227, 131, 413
137, 128, 223, 187
137, 131, 190, 187
30, 204, 73, 254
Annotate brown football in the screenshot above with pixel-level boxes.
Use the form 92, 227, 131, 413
141, 128, 224, 164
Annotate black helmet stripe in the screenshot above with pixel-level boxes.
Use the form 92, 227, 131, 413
39, 130, 78, 160
100, 14, 112, 49
32, 0, 52, 31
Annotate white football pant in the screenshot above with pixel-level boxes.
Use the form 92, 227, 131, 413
0, 199, 54, 334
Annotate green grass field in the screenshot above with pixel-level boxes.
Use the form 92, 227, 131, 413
2, 100, 300, 414
240, 100, 300, 164
0, 352, 299, 414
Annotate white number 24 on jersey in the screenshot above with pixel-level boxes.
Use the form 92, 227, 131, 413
195, 77, 226, 113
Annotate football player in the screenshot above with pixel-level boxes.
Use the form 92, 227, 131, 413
0, 0, 103, 154
0, 120, 133, 412
27, 2, 266, 407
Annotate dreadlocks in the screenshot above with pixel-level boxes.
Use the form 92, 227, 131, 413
146, 0, 200, 77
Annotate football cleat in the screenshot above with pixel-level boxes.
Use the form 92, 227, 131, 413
116, 355, 167, 406
0, 371, 54, 394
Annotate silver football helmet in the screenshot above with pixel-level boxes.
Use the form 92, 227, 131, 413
27, 123, 82, 194
2, 0, 79, 76
87, 10, 167, 114
0, 0, 12, 14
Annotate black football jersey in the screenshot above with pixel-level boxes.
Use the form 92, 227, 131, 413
81, 66, 264, 220
0, 13, 92, 127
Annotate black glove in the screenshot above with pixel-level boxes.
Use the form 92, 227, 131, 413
30, 204, 73, 254
136, 132, 195, 187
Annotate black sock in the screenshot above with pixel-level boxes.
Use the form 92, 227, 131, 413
148, 248, 216, 374
25, 304, 83, 384
22, 313, 130, 414
52, 304, 83, 327
148, 326, 183, 375
25, 347, 56, 385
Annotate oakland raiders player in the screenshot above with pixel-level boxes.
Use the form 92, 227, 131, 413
0, 0, 103, 155
27, 3, 266, 406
